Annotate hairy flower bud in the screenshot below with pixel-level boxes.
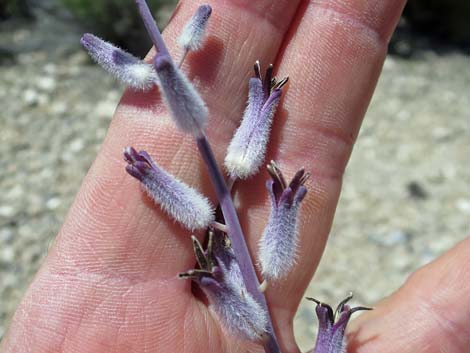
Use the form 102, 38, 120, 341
180, 231, 268, 342
80, 33, 157, 90
307, 295, 372, 353
154, 54, 208, 136
225, 61, 288, 179
178, 5, 212, 52
258, 161, 308, 281
124, 147, 214, 230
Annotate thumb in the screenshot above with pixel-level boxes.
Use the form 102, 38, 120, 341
347, 237, 470, 353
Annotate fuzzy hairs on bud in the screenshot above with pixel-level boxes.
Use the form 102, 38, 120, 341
81, 33, 157, 90
124, 147, 214, 230
178, 5, 212, 52
225, 79, 282, 179
154, 54, 208, 136
258, 164, 308, 281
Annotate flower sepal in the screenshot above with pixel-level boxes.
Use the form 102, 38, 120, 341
124, 147, 214, 231
180, 231, 269, 343
307, 294, 372, 353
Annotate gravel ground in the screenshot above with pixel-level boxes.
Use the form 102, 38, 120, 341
0, 8, 469, 351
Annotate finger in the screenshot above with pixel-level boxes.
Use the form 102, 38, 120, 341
1, 0, 303, 351
235, 0, 406, 346
347, 237, 470, 353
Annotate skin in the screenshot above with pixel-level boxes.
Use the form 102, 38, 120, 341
2, 0, 469, 352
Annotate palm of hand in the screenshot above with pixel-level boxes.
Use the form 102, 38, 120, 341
2, 1, 470, 353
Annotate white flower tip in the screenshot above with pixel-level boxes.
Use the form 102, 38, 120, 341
178, 4, 212, 51
188, 193, 215, 230
81, 33, 156, 90
127, 63, 157, 89
224, 151, 257, 180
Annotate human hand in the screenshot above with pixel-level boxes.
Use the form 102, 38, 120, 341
2, 1, 469, 352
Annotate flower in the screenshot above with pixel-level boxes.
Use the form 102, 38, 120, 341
258, 161, 309, 281
153, 54, 208, 137
80, 33, 157, 90
180, 231, 269, 342
124, 147, 214, 230
307, 294, 372, 353
178, 5, 212, 52
224, 61, 288, 179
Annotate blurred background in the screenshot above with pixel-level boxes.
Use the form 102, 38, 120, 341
0, 0, 469, 350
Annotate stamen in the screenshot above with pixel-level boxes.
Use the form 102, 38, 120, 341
334, 292, 353, 320
263, 64, 274, 96
178, 269, 212, 279
191, 235, 209, 269
273, 76, 289, 90
267, 161, 287, 190
254, 60, 262, 80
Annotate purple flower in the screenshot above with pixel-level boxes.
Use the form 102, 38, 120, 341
307, 294, 372, 353
178, 5, 212, 52
153, 54, 208, 137
180, 231, 269, 342
258, 161, 309, 281
80, 33, 157, 90
224, 61, 288, 180
124, 147, 214, 230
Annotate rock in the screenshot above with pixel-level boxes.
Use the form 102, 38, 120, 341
67, 51, 89, 66
46, 197, 61, 210
22, 88, 39, 106
368, 230, 411, 247
0, 246, 15, 264
0, 228, 13, 243
0, 206, 16, 218
93, 100, 116, 119
36, 76, 56, 92
406, 181, 428, 200
69, 138, 84, 153
456, 198, 470, 214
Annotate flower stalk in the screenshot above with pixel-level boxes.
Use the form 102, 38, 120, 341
134, 0, 170, 57
79, 2, 371, 353
134, 2, 282, 351
196, 135, 281, 352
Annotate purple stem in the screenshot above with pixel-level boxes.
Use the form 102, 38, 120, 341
196, 135, 281, 353
134, 0, 170, 57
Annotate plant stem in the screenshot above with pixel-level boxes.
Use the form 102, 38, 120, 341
134, 0, 170, 57
134, 1, 281, 350
196, 135, 281, 353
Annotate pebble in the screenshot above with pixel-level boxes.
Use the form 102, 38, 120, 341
456, 198, 470, 214
36, 76, 56, 92
22, 89, 39, 106
51, 101, 67, 115
46, 197, 62, 210
368, 230, 410, 247
93, 100, 116, 119
69, 138, 85, 153
0, 246, 15, 264
67, 51, 89, 66
0, 229, 13, 243
0, 206, 16, 218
